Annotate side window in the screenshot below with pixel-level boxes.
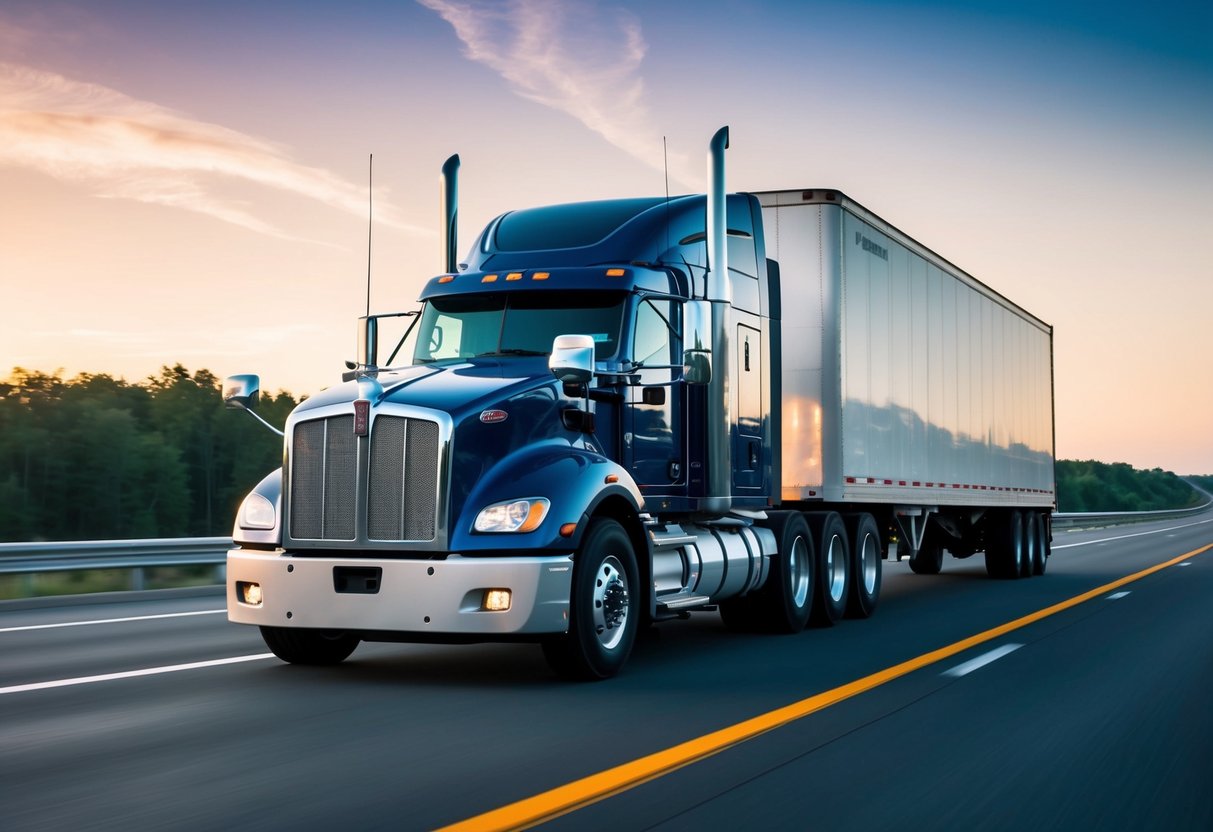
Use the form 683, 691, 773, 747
727, 232, 758, 278
633, 299, 673, 366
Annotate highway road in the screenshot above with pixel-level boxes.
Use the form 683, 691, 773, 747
2, 512, 1210, 831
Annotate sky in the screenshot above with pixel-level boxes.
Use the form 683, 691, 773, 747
1, 0, 1211, 473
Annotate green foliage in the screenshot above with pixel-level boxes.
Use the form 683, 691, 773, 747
1055, 460, 1202, 513
0, 365, 297, 542
1186, 475, 1213, 496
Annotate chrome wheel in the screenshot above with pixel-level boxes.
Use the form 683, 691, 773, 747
807, 511, 850, 627
859, 533, 878, 595
592, 555, 630, 651
826, 534, 846, 604
789, 536, 811, 608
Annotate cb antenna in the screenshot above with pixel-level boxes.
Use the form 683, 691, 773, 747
366, 153, 373, 318
663, 136, 671, 257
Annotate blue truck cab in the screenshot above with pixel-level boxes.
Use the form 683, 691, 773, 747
224, 128, 892, 679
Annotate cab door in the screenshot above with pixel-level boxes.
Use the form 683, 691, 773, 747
626, 297, 684, 493
734, 323, 763, 490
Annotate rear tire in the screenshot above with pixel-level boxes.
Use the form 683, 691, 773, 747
985, 510, 1025, 579
259, 627, 359, 665
806, 512, 850, 627
542, 518, 639, 680
844, 513, 881, 618
721, 511, 814, 634
1021, 511, 1038, 578
1030, 512, 1049, 575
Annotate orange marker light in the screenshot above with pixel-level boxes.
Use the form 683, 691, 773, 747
604, 474, 619, 484
506, 272, 523, 281
482, 274, 498, 283
519, 500, 547, 533
559, 523, 578, 538
438, 276, 455, 284
532, 272, 550, 281
606, 268, 626, 277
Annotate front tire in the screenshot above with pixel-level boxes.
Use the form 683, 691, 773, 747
542, 518, 639, 680
260, 627, 359, 665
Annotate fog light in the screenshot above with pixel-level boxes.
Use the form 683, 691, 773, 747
483, 589, 511, 612
238, 581, 263, 606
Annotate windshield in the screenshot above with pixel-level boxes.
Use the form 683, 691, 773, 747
413, 292, 626, 364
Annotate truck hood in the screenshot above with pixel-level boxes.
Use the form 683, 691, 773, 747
290, 357, 589, 544
293, 356, 559, 423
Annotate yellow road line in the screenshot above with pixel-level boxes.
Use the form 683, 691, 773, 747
438, 543, 1212, 832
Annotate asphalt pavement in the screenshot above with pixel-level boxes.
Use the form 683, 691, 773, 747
2, 513, 1210, 831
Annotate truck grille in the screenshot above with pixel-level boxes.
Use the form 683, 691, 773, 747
368, 417, 439, 540
289, 414, 440, 542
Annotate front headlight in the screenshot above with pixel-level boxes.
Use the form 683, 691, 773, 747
239, 492, 277, 530
473, 498, 550, 533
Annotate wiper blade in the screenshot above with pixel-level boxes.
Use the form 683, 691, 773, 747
476, 349, 548, 357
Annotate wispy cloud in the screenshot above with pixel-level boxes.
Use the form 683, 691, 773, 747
418, 0, 695, 185
0, 62, 428, 240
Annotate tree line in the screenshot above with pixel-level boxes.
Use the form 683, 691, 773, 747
0, 366, 1205, 541
1055, 459, 1202, 513
0, 366, 296, 542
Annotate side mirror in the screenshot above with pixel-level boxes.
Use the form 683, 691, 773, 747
223, 374, 261, 411
222, 373, 284, 437
549, 334, 595, 384
357, 315, 378, 370
682, 300, 712, 385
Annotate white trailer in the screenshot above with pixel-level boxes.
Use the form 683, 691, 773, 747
758, 189, 1054, 577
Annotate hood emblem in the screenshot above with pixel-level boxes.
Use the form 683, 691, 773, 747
353, 400, 370, 436
480, 409, 508, 424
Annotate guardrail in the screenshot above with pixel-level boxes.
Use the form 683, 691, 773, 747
1051, 501, 1210, 531
0, 537, 230, 592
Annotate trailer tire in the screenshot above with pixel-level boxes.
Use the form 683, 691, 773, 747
806, 512, 850, 627
908, 529, 944, 576
1030, 512, 1049, 576
1021, 511, 1038, 578
844, 513, 881, 618
259, 627, 359, 665
542, 518, 639, 681
985, 510, 1025, 579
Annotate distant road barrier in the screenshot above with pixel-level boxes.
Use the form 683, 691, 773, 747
2, 500, 1212, 593
1051, 502, 1211, 531
0, 537, 230, 592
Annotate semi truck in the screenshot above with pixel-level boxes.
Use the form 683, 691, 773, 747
223, 127, 1055, 679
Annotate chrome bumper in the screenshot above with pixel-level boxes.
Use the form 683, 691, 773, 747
227, 548, 573, 635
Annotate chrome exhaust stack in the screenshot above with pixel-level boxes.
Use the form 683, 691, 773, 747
706, 127, 730, 304
440, 154, 460, 273
703, 126, 732, 514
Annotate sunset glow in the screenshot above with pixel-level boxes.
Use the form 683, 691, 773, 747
1, 0, 1210, 472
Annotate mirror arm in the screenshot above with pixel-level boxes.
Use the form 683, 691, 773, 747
231, 402, 285, 437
